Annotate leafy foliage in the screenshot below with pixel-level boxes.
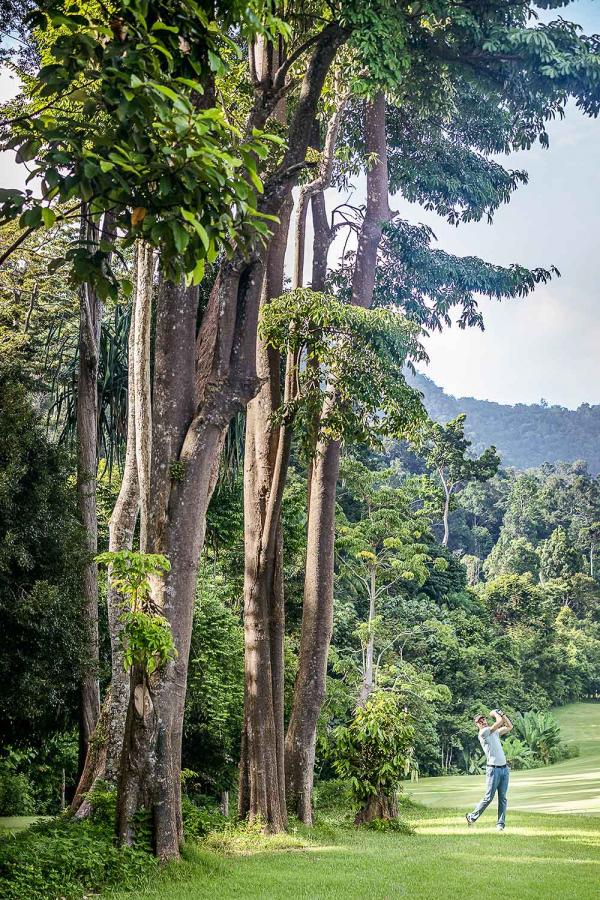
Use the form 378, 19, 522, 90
1, 1, 285, 294
412, 415, 500, 492
0, 367, 86, 747
95, 551, 176, 676
513, 710, 562, 766
0, 792, 155, 900
183, 584, 245, 795
259, 288, 424, 448
328, 691, 414, 805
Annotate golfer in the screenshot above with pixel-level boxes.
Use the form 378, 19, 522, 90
466, 709, 513, 831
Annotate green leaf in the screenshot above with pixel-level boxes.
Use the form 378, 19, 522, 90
149, 81, 180, 102
181, 209, 210, 251
172, 222, 190, 254
41, 207, 56, 228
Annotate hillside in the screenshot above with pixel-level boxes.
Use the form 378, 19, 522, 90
409, 372, 600, 472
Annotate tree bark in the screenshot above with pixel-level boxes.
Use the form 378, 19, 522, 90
354, 791, 398, 825
238, 200, 293, 831
72, 249, 141, 815
115, 24, 346, 859
358, 567, 376, 706
285, 433, 340, 822
76, 212, 102, 778
133, 242, 154, 552
350, 93, 391, 308
311, 190, 333, 293
306, 189, 334, 510
286, 92, 390, 823
293, 96, 348, 291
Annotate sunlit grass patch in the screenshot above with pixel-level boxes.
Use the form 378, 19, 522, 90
203, 820, 312, 855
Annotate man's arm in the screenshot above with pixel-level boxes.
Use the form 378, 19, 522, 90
489, 709, 512, 735
498, 713, 513, 737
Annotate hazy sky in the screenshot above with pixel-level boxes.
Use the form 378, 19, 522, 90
1, 2, 599, 409
402, 0, 600, 410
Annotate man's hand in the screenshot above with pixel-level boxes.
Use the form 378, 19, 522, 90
489, 708, 513, 735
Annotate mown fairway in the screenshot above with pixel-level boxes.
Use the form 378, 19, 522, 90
105, 703, 600, 900
407, 702, 600, 816
104, 806, 600, 900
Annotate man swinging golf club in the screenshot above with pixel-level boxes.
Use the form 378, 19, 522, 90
466, 708, 513, 831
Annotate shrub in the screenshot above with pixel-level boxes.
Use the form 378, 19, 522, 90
549, 742, 580, 764
0, 817, 155, 900
0, 750, 35, 815
0, 772, 35, 816
513, 710, 562, 765
0, 784, 155, 900
502, 735, 536, 770
313, 778, 354, 813
364, 817, 415, 835
181, 795, 227, 840
328, 691, 414, 824
0, 734, 78, 816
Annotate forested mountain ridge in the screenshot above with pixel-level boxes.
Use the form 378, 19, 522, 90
408, 372, 600, 472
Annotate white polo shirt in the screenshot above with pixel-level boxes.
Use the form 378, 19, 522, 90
479, 726, 507, 766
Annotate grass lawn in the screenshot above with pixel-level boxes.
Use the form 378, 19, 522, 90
106, 702, 600, 900
105, 806, 600, 900
5, 703, 597, 899
0, 816, 46, 833
406, 702, 600, 816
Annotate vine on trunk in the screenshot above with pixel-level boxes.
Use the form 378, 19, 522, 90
96, 551, 175, 677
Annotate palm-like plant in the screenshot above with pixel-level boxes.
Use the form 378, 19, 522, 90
47, 304, 130, 476
47, 301, 247, 483
457, 748, 485, 775
502, 735, 535, 770
513, 711, 561, 765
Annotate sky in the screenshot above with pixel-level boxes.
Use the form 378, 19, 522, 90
400, 0, 600, 409
1, 2, 600, 409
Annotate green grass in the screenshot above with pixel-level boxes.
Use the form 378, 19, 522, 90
4, 703, 595, 898
104, 806, 600, 900
105, 702, 600, 900
406, 702, 600, 816
0, 816, 46, 833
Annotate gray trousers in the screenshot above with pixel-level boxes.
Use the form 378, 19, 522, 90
470, 765, 509, 826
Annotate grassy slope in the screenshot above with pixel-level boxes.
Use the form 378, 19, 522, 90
406, 702, 600, 816
106, 702, 600, 900
105, 808, 600, 900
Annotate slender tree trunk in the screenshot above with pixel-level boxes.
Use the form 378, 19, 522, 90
239, 200, 293, 831
355, 791, 398, 825
238, 35, 347, 831
133, 242, 154, 552
72, 247, 141, 815
442, 482, 450, 546
358, 568, 376, 706
76, 213, 102, 778
310, 190, 332, 293
286, 93, 390, 823
285, 435, 339, 822
306, 189, 334, 510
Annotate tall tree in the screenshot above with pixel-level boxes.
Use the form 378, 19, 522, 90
239, 81, 349, 831
412, 415, 500, 546
75, 209, 114, 776
286, 92, 392, 822
112, 11, 348, 858
335, 459, 433, 706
